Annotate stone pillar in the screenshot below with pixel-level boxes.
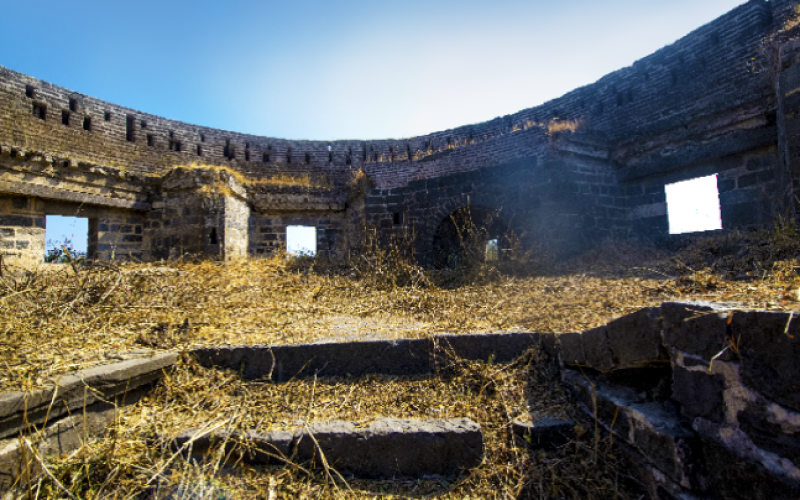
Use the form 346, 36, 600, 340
0, 195, 45, 268
144, 167, 249, 261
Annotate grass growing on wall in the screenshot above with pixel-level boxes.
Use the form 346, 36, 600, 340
165, 163, 332, 190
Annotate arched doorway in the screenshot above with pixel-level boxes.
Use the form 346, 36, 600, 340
431, 206, 511, 269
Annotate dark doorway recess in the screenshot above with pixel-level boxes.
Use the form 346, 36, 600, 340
431, 206, 511, 269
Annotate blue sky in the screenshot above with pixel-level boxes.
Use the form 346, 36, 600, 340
1, 0, 745, 141
17, 0, 745, 255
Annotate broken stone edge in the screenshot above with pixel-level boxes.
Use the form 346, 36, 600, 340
0, 352, 178, 440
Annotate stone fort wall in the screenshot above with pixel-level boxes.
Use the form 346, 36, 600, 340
0, 0, 797, 265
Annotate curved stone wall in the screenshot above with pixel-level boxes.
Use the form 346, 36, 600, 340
0, 0, 797, 265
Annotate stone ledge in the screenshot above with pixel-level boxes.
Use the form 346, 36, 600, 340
563, 369, 699, 489
0, 384, 153, 491
191, 332, 540, 381
0, 352, 177, 440
169, 418, 483, 479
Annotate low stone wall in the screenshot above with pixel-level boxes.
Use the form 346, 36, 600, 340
191, 331, 540, 381
0, 352, 178, 490
552, 301, 800, 500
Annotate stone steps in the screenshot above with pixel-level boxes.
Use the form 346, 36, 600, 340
167, 418, 483, 479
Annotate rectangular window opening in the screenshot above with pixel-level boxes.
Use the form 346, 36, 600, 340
83, 116, 91, 131
126, 115, 135, 142
44, 215, 89, 263
169, 140, 182, 152
61, 110, 70, 126
286, 225, 317, 257
104, 111, 111, 121
263, 153, 270, 163
25, 85, 35, 98
665, 174, 723, 235
33, 102, 46, 120
197, 144, 202, 156
68, 98, 78, 112
393, 213, 403, 225
147, 134, 154, 147
485, 239, 499, 261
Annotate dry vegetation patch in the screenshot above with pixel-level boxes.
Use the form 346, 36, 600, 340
4, 223, 800, 498
3, 222, 800, 393
15, 349, 635, 500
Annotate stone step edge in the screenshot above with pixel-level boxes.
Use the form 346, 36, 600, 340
190, 331, 542, 381
0, 352, 178, 440
164, 417, 483, 479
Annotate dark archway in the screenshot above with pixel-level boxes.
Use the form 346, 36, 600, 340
431, 206, 512, 269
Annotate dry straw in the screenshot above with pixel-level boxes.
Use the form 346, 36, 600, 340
3, 216, 800, 498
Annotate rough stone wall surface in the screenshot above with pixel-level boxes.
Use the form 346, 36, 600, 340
224, 194, 250, 259
362, 130, 626, 261
249, 212, 345, 259
0, 0, 797, 265
0, 194, 44, 266
89, 208, 145, 261
557, 301, 800, 500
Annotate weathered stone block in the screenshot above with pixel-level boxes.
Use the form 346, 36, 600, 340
699, 432, 800, 500
662, 302, 730, 360
732, 310, 800, 412
738, 397, 800, 466
0, 352, 177, 440
295, 418, 483, 478
672, 363, 726, 423
0, 399, 133, 491
557, 331, 584, 366
511, 416, 574, 450
434, 332, 538, 364
581, 325, 615, 372
194, 339, 432, 381
563, 369, 699, 488
607, 307, 666, 369
538, 332, 558, 360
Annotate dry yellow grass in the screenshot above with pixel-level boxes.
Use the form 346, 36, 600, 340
163, 163, 332, 190
19, 347, 631, 500
6, 224, 800, 498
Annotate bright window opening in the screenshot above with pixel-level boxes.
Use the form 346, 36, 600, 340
665, 174, 723, 234
286, 225, 317, 257
45, 215, 88, 262
485, 239, 499, 261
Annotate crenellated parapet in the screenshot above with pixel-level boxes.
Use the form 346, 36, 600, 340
0, 0, 798, 266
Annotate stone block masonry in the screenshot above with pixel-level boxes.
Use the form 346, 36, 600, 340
554, 301, 800, 499
0, 1, 799, 264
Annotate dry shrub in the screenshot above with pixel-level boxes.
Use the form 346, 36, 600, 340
347, 167, 374, 199
430, 206, 552, 288
349, 225, 432, 290
671, 217, 800, 277
546, 118, 582, 134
